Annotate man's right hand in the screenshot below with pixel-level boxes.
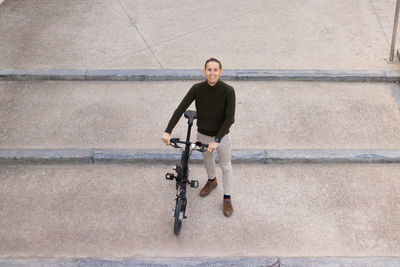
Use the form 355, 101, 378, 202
162, 132, 172, 145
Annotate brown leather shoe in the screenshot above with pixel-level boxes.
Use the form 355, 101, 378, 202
223, 198, 233, 217
199, 179, 217, 197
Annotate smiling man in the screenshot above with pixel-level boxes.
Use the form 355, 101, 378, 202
162, 58, 236, 217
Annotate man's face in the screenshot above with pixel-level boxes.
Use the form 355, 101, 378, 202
203, 61, 223, 86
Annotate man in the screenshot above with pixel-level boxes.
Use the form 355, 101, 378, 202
162, 58, 236, 217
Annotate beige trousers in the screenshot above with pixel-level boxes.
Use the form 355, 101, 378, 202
196, 132, 233, 196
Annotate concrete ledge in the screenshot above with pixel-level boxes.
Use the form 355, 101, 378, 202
235, 69, 389, 82
385, 70, 400, 82
1, 149, 400, 164
0, 69, 87, 81
1, 257, 400, 267
93, 149, 201, 163
231, 149, 266, 163
0, 149, 93, 164
85, 69, 205, 81
391, 84, 400, 110
1, 69, 399, 82
280, 257, 400, 267
266, 149, 400, 164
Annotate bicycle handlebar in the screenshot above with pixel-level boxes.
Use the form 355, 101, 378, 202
170, 138, 208, 152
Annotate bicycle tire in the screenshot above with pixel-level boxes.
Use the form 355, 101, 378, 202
174, 198, 185, 235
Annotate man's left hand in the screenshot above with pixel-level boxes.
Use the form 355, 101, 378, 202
207, 141, 219, 152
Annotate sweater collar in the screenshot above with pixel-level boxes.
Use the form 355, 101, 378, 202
205, 80, 221, 89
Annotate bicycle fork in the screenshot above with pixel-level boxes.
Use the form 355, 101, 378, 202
166, 167, 199, 222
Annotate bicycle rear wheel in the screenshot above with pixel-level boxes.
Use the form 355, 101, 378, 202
174, 197, 185, 235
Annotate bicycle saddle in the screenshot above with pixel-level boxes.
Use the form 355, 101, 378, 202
184, 110, 197, 120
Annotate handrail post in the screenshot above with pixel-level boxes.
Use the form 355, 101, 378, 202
390, 0, 400, 61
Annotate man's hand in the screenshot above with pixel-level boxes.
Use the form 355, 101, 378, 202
162, 132, 172, 145
207, 141, 219, 152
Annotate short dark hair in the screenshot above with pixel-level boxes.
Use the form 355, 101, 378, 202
204, 58, 222, 70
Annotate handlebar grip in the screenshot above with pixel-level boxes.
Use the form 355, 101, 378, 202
169, 138, 181, 148
195, 141, 209, 152
195, 141, 208, 148
170, 138, 180, 142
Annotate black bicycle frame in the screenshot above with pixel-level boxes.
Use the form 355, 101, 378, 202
166, 110, 206, 235
181, 119, 193, 180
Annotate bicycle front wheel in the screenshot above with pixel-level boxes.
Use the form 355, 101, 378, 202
174, 197, 185, 235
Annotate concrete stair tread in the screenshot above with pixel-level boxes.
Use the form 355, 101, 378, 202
1, 164, 399, 259
1, 81, 400, 150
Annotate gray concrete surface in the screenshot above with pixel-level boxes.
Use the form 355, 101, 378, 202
1, 81, 400, 150
2, 257, 400, 267
0, 164, 399, 258
0, 0, 399, 70
1, 0, 400, 264
0, 258, 281, 267
1, 69, 400, 82
3, 148, 400, 164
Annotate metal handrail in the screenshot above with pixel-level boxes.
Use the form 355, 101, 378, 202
390, 0, 400, 61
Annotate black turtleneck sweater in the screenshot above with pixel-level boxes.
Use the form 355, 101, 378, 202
165, 80, 235, 140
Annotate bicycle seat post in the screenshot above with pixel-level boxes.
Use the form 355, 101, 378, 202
183, 110, 197, 143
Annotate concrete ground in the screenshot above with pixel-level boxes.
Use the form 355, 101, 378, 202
0, 163, 399, 259
1, 80, 400, 150
0, 0, 399, 70
2, 0, 400, 265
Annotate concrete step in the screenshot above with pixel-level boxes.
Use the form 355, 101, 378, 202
1, 68, 400, 82
2, 148, 400, 164
1, 81, 400, 150
0, 0, 398, 71
1, 257, 400, 267
0, 163, 399, 259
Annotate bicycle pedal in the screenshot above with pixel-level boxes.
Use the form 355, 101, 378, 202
190, 180, 199, 188
165, 173, 175, 180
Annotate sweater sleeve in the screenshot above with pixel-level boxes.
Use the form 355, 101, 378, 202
215, 87, 236, 140
165, 86, 196, 134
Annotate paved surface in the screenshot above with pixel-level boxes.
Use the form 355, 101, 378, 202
0, 0, 399, 70
2, 69, 400, 82
3, 149, 400, 164
1, 81, 400, 150
1, 257, 400, 267
1, 0, 400, 265
0, 164, 399, 259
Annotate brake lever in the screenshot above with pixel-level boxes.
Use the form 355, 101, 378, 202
170, 142, 181, 149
